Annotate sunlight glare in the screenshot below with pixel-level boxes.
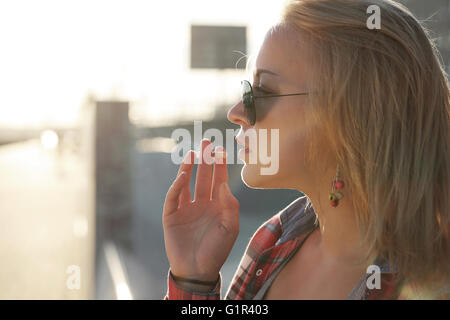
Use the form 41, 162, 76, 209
40, 130, 59, 150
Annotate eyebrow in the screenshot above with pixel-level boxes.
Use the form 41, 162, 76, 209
253, 68, 279, 78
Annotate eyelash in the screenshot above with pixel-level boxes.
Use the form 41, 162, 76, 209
253, 85, 271, 94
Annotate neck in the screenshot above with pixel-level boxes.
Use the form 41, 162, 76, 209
296, 167, 368, 266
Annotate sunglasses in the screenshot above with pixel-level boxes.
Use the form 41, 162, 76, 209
241, 80, 310, 125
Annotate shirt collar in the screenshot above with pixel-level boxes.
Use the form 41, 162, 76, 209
277, 195, 318, 246
277, 195, 397, 274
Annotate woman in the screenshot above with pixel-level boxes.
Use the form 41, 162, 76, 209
163, 0, 449, 299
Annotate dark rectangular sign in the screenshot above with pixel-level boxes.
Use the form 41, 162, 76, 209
191, 25, 247, 69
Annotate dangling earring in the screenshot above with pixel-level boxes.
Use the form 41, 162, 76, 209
329, 164, 344, 207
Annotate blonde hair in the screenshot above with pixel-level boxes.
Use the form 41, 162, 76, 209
280, 0, 449, 295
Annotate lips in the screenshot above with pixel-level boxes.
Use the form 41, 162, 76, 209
237, 143, 250, 162
235, 131, 248, 150
235, 137, 249, 152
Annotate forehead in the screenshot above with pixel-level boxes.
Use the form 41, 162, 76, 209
254, 24, 310, 86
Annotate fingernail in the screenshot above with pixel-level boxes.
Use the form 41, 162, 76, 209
213, 146, 227, 159
183, 151, 194, 164
214, 151, 227, 159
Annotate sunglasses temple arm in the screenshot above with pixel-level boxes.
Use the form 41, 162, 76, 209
253, 93, 309, 98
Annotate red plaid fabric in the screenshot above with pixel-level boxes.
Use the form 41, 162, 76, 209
164, 196, 448, 300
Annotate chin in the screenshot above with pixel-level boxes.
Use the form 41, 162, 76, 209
240, 164, 280, 189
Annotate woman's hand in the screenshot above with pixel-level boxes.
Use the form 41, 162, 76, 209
163, 139, 240, 282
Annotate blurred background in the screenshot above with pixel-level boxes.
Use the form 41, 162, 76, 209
0, 0, 448, 299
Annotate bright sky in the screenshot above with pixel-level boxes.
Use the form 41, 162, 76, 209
0, 0, 286, 128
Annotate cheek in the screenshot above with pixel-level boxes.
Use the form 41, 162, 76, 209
240, 131, 308, 189
276, 106, 312, 168
256, 103, 308, 155
262, 106, 310, 167
254, 98, 276, 123
278, 127, 308, 171
257, 101, 298, 130
240, 103, 314, 186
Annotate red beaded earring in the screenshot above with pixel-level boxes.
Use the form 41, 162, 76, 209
329, 164, 344, 207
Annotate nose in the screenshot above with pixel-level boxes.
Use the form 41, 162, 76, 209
227, 100, 249, 127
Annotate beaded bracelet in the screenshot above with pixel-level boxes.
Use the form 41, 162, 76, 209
170, 271, 219, 286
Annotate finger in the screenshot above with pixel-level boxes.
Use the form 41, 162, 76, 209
177, 150, 195, 176
218, 182, 240, 232
163, 171, 187, 216
178, 151, 195, 205
211, 146, 229, 200
194, 139, 213, 202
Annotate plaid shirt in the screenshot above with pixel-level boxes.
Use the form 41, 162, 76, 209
164, 196, 448, 300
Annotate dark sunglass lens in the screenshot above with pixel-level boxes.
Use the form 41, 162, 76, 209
241, 80, 251, 95
242, 81, 252, 104
241, 81, 256, 125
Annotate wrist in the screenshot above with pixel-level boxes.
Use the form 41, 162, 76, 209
169, 270, 220, 293
170, 270, 219, 286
